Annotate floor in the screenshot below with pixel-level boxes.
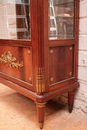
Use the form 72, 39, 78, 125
0, 83, 87, 130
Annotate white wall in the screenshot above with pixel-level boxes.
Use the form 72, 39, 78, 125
74, 0, 87, 113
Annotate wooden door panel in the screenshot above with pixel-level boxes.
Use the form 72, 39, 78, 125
0, 45, 32, 85
49, 45, 74, 85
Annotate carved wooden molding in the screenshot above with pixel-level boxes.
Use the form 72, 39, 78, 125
0, 51, 24, 68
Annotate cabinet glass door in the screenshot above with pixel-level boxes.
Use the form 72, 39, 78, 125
0, 0, 30, 40
48, 0, 74, 40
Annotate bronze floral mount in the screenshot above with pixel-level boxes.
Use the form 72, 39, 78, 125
0, 51, 24, 68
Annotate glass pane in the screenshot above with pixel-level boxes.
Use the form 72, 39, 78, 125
0, 0, 30, 40
48, 0, 74, 40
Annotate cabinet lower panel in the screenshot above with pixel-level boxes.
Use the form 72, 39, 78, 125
49, 45, 74, 85
0, 45, 33, 85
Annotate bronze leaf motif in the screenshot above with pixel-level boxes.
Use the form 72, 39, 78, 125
0, 51, 24, 68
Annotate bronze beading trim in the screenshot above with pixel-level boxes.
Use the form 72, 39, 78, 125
36, 67, 45, 93
69, 89, 77, 94
74, 0, 76, 37
0, 51, 23, 68
35, 102, 47, 108
39, 122, 44, 129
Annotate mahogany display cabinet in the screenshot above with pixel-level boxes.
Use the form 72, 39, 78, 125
0, 0, 79, 129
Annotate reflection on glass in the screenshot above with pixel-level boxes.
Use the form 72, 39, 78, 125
0, 0, 30, 40
48, 0, 74, 40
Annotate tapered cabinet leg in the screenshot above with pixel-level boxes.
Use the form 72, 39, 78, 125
35, 102, 47, 129
68, 90, 76, 113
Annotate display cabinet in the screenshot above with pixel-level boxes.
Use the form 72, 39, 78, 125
0, 0, 79, 129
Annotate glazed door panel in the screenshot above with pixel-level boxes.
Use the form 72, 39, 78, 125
48, 0, 74, 40
0, 0, 31, 40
